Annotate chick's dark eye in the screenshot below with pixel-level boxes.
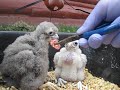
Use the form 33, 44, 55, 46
74, 42, 78, 46
48, 31, 54, 35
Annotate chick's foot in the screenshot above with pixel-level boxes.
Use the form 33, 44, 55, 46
55, 78, 67, 88
77, 81, 88, 90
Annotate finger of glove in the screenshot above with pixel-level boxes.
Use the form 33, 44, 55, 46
78, 38, 89, 48
103, 16, 120, 45
76, 0, 108, 35
88, 34, 103, 49
111, 33, 120, 48
103, 31, 119, 45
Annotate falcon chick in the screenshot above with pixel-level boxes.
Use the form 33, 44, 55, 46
54, 40, 87, 89
0, 21, 59, 90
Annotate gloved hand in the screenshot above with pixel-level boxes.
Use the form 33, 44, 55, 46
76, 0, 120, 49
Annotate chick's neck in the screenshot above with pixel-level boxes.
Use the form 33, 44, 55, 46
34, 35, 49, 56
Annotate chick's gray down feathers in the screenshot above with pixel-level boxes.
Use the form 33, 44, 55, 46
0, 21, 58, 90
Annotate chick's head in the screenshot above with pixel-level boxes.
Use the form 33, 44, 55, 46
34, 21, 59, 42
65, 40, 79, 51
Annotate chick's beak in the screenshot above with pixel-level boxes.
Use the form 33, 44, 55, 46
50, 34, 61, 50
51, 34, 59, 40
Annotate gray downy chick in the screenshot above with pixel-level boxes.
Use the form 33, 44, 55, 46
0, 21, 59, 90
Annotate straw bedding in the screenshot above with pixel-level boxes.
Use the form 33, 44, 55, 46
0, 69, 119, 90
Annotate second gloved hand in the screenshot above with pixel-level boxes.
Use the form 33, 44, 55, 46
77, 0, 120, 49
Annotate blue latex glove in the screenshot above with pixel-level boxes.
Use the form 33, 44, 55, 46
76, 0, 120, 49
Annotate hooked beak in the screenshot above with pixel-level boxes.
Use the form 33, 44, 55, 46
49, 34, 61, 50
51, 34, 59, 40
